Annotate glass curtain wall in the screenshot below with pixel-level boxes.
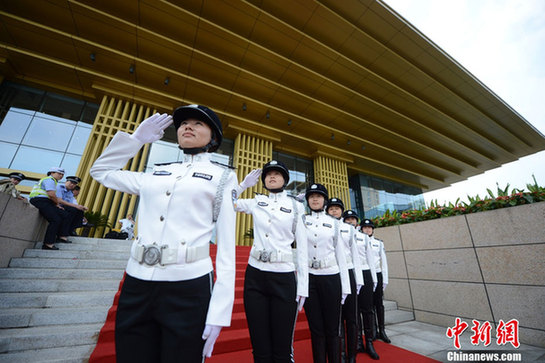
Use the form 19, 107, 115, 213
349, 173, 425, 219
0, 82, 98, 189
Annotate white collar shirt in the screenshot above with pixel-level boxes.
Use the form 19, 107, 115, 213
90, 131, 237, 327
355, 230, 378, 284
305, 211, 351, 295
235, 191, 308, 297
369, 235, 388, 284
338, 221, 364, 286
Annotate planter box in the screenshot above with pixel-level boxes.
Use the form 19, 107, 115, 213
375, 201, 545, 347
0, 193, 47, 267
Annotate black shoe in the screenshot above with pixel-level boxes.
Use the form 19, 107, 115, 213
57, 238, 72, 243
42, 244, 59, 250
70, 230, 79, 236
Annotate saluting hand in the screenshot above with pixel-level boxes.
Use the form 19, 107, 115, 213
130, 113, 173, 144
240, 169, 262, 190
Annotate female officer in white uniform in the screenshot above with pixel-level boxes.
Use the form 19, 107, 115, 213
304, 184, 350, 363
234, 160, 308, 362
362, 219, 391, 345
325, 199, 363, 363
343, 211, 378, 360
90, 105, 237, 362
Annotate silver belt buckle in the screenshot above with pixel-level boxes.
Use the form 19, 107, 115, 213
311, 260, 321, 269
259, 250, 271, 262
143, 244, 164, 266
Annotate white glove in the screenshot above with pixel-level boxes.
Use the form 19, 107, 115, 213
295, 192, 306, 202
202, 324, 222, 358
373, 282, 378, 292
383, 283, 388, 292
356, 284, 362, 294
240, 169, 262, 191
341, 293, 348, 305
296, 295, 306, 312
130, 113, 173, 144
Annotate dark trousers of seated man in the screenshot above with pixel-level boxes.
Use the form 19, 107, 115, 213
63, 205, 84, 232
305, 273, 342, 363
244, 265, 298, 363
30, 197, 70, 244
115, 273, 212, 363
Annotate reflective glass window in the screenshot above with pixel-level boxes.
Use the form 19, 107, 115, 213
0, 82, 44, 111
0, 142, 18, 168
0, 110, 32, 143
60, 153, 83, 176
41, 93, 85, 122
22, 116, 75, 151
145, 141, 181, 172
10, 145, 63, 172
66, 123, 92, 154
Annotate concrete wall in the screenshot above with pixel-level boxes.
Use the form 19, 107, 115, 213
0, 193, 47, 267
375, 201, 545, 347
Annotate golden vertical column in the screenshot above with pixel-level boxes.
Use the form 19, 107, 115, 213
233, 134, 273, 246
313, 155, 351, 209
76, 95, 156, 237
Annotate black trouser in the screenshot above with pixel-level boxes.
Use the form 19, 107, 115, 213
30, 197, 70, 244
358, 269, 374, 339
244, 265, 298, 363
373, 271, 385, 330
373, 272, 384, 308
115, 273, 212, 363
305, 273, 342, 363
63, 205, 84, 232
340, 269, 358, 359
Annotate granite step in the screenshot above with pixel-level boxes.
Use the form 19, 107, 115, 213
0, 291, 117, 309
23, 249, 129, 261
0, 343, 95, 363
0, 268, 124, 280
0, 306, 109, 329
0, 323, 103, 354
8, 258, 127, 270
0, 279, 120, 293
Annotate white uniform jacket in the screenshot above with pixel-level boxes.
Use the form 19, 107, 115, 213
355, 230, 378, 284
90, 131, 237, 327
370, 236, 388, 284
234, 191, 308, 297
305, 211, 351, 295
339, 222, 364, 288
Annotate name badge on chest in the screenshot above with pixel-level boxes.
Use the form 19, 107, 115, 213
280, 207, 292, 213
322, 223, 332, 228
258, 201, 269, 207
192, 172, 213, 180
153, 170, 172, 176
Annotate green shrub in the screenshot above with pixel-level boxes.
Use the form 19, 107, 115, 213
373, 175, 545, 228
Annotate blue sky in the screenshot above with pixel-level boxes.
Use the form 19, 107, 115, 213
383, 0, 545, 205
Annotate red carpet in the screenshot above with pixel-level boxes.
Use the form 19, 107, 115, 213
89, 246, 438, 362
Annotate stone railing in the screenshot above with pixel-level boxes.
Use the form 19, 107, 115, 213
375, 201, 545, 347
0, 193, 47, 267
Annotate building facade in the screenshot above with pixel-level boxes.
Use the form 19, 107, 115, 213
1, 0, 544, 243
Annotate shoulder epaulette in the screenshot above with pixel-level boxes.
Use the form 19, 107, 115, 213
287, 194, 303, 203
154, 161, 182, 166
254, 192, 266, 196
375, 238, 383, 242
211, 160, 235, 169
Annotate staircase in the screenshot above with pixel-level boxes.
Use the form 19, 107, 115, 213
0, 237, 414, 362
0, 237, 129, 363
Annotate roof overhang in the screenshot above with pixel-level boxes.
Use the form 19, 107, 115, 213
1, 0, 544, 191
